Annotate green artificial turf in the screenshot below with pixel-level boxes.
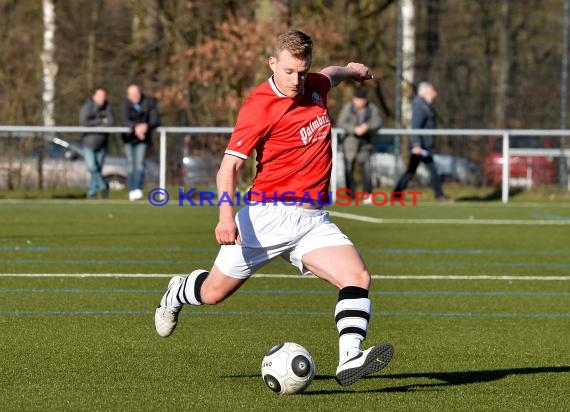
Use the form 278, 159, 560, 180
0, 200, 568, 411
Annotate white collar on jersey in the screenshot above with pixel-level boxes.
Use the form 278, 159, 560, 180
269, 75, 305, 98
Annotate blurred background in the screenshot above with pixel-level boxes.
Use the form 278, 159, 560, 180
0, 0, 569, 193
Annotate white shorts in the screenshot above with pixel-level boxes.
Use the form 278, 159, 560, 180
214, 204, 353, 279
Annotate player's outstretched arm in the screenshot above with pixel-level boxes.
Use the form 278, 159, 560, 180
215, 154, 245, 245
320, 63, 373, 87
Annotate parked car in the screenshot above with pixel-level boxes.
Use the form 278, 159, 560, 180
368, 152, 404, 188
0, 136, 159, 191
430, 154, 482, 186
485, 135, 557, 187
180, 154, 221, 186
367, 135, 482, 188
366, 135, 404, 187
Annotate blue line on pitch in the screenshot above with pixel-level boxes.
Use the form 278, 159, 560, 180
531, 213, 570, 221
368, 248, 570, 257
0, 259, 214, 265
0, 309, 568, 319
1, 245, 569, 257
0, 246, 216, 253
2, 259, 570, 269
239, 290, 570, 297
0, 288, 568, 298
0, 310, 152, 315
380, 311, 570, 319
0, 289, 163, 293
367, 262, 570, 269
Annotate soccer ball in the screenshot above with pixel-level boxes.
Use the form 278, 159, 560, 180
261, 342, 315, 394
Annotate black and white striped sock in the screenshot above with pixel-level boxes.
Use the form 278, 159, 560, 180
335, 286, 371, 363
175, 269, 209, 306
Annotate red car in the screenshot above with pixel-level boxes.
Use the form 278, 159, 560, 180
485, 135, 557, 187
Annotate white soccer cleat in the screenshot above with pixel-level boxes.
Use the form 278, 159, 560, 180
129, 189, 144, 201
335, 342, 394, 386
154, 276, 185, 337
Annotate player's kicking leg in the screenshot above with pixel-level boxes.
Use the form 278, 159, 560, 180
155, 266, 246, 337
301, 245, 394, 386
333, 284, 394, 386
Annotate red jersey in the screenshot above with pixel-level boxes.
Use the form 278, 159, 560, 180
225, 73, 333, 203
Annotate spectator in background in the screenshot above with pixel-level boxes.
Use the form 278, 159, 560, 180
337, 87, 382, 198
121, 83, 160, 201
394, 82, 446, 201
79, 86, 114, 199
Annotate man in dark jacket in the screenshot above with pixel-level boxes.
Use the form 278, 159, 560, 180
121, 83, 160, 201
394, 82, 445, 200
80, 86, 114, 199
338, 87, 382, 197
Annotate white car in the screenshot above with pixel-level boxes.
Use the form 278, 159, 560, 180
0, 136, 159, 191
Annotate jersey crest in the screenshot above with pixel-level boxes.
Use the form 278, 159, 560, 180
312, 90, 324, 108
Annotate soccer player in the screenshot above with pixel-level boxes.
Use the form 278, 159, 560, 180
155, 29, 393, 386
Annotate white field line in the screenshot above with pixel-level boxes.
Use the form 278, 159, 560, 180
327, 211, 570, 225
0, 273, 568, 281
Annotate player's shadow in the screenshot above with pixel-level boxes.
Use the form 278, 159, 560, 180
304, 365, 570, 395
221, 365, 570, 395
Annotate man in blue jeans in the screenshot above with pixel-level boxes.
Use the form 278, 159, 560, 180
80, 86, 114, 199
121, 83, 160, 201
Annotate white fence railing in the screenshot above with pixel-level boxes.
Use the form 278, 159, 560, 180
0, 126, 568, 203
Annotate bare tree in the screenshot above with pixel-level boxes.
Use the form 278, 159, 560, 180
495, 0, 510, 128
401, 0, 415, 127
42, 0, 57, 127
424, 0, 439, 74
86, 0, 103, 91
255, 0, 290, 27
39, 0, 58, 190
130, 0, 162, 84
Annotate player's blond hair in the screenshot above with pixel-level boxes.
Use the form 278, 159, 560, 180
274, 29, 313, 59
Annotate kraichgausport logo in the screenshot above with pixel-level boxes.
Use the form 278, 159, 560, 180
147, 188, 422, 207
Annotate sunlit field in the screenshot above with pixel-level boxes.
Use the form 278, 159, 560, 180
1, 200, 568, 411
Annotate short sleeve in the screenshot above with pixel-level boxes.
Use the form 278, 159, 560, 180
225, 99, 270, 159
314, 72, 332, 95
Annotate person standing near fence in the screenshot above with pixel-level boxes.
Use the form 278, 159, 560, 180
121, 83, 160, 201
337, 87, 382, 198
394, 82, 446, 201
79, 86, 114, 199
